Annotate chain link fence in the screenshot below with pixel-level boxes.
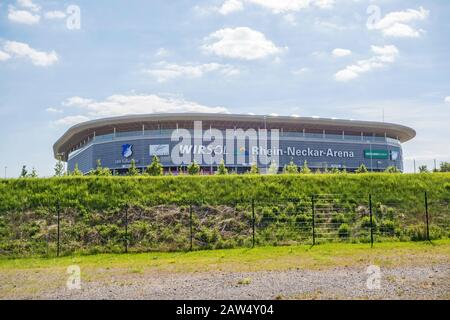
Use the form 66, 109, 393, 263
0, 192, 448, 257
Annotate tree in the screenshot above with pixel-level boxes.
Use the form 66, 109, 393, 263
439, 162, 450, 172
300, 160, 311, 174
330, 167, 340, 174
54, 156, 65, 177
146, 155, 163, 176
217, 159, 228, 175
91, 159, 111, 176
249, 162, 260, 174
127, 159, 139, 176
355, 164, 368, 173
20, 165, 28, 178
418, 165, 429, 173
267, 161, 278, 174
71, 163, 83, 176
187, 161, 200, 175
283, 160, 298, 174
29, 168, 38, 178
384, 166, 400, 173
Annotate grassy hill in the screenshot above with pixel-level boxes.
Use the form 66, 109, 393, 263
1, 173, 449, 210
0, 173, 449, 257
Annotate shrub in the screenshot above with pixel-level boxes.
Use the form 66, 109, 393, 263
295, 214, 311, 225
217, 160, 228, 175
406, 224, 428, 241
360, 216, 377, 229
300, 161, 311, 174
331, 213, 346, 225
283, 161, 298, 174
355, 164, 368, 173
249, 163, 260, 174
187, 161, 200, 175
379, 220, 395, 235
405, 224, 444, 241
338, 224, 350, 238
127, 159, 139, 176
146, 156, 163, 176
385, 166, 400, 174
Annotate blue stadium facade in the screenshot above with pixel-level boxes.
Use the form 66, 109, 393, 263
53, 113, 415, 174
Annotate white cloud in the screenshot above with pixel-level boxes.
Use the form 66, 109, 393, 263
46, 107, 63, 113
335, 45, 399, 82
244, 0, 334, 14
313, 0, 334, 9
0, 51, 11, 62
332, 48, 352, 57
445, 97, 450, 103
218, 0, 244, 15
283, 13, 297, 26
3, 41, 58, 66
155, 48, 170, 57
55, 115, 90, 126
196, 0, 333, 17
314, 20, 352, 32
44, 11, 66, 19
202, 27, 286, 60
368, 7, 429, 38
143, 61, 240, 83
56, 94, 229, 124
291, 67, 309, 76
17, 0, 40, 12
8, 7, 40, 24
62, 96, 93, 107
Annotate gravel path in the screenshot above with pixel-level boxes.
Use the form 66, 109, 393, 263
36, 264, 449, 300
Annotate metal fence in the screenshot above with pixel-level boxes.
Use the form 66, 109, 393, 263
0, 192, 448, 257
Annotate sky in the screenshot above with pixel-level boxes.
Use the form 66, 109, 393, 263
0, 0, 449, 177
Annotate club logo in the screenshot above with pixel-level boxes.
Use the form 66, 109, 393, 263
122, 144, 133, 158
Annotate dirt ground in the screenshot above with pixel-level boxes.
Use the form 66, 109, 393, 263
1, 264, 449, 300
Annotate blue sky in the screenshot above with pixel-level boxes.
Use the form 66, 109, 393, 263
0, 0, 449, 176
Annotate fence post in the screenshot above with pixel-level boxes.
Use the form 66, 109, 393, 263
189, 204, 193, 251
56, 201, 60, 257
252, 199, 255, 248
311, 194, 315, 246
124, 204, 128, 253
425, 191, 430, 241
369, 194, 373, 248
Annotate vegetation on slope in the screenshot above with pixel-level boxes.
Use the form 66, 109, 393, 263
0, 173, 449, 257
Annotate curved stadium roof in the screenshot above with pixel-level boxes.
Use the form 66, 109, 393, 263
53, 113, 416, 160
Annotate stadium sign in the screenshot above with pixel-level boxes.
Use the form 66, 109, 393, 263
177, 145, 355, 159
364, 149, 389, 159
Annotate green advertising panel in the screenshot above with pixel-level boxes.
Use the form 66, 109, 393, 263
364, 150, 389, 159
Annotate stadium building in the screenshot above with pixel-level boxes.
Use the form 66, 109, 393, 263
53, 113, 415, 174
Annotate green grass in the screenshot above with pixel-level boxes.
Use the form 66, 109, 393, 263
1, 173, 449, 210
1, 173, 449, 257
1, 239, 449, 273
